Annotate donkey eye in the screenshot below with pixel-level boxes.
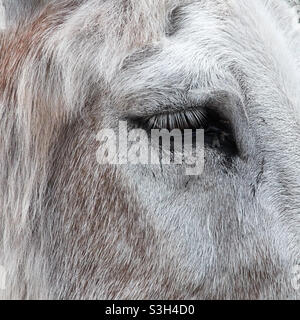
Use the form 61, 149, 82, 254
129, 108, 238, 157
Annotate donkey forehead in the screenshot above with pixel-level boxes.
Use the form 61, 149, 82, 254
99, 0, 300, 94
45, 0, 300, 117
64, 0, 295, 39
57, 0, 298, 74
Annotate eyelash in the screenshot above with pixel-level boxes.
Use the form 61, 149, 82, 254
134, 108, 208, 131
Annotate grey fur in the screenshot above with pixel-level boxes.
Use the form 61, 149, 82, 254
0, 0, 299, 299
1, 0, 47, 26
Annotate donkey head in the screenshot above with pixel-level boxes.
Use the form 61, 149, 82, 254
0, 0, 300, 299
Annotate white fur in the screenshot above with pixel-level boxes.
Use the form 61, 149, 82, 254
0, 0, 300, 299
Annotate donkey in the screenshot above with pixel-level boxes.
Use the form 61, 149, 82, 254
0, 0, 300, 299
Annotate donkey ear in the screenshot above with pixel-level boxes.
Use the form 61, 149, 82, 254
1, 0, 46, 28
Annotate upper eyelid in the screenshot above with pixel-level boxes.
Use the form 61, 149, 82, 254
127, 106, 203, 121
147, 107, 206, 121
123, 88, 213, 120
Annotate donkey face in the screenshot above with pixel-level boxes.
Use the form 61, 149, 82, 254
0, 0, 299, 299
